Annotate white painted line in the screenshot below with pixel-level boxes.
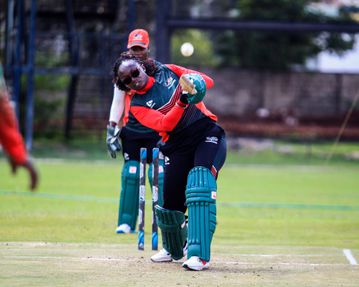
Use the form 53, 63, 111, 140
343, 249, 358, 265
1, 255, 352, 267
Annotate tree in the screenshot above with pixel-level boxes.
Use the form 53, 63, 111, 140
171, 29, 219, 67
213, 0, 356, 70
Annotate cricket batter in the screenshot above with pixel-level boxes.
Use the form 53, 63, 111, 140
112, 54, 227, 271
0, 63, 38, 190
106, 29, 164, 234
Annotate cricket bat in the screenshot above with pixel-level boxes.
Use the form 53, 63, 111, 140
179, 75, 197, 95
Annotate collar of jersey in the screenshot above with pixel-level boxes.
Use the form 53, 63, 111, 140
133, 76, 155, 94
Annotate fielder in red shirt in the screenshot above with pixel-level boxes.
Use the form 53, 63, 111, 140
0, 64, 38, 190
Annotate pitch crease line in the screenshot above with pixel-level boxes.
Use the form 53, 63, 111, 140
2, 255, 352, 267
343, 249, 358, 265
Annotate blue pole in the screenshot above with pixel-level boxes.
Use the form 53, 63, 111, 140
127, 0, 136, 32
155, 0, 171, 63
5, 0, 15, 72
25, 0, 37, 150
13, 0, 24, 118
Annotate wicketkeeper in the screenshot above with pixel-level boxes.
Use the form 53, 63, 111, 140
106, 29, 164, 234
113, 54, 227, 271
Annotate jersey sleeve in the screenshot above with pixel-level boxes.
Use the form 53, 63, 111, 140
165, 64, 214, 89
0, 95, 27, 164
130, 103, 186, 132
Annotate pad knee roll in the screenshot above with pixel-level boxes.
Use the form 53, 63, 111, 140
155, 206, 187, 260
186, 166, 217, 262
118, 160, 140, 230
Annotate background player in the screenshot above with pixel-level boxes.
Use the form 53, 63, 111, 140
106, 29, 164, 234
0, 63, 38, 191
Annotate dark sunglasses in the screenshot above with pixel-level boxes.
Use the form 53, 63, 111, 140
122, 69, 140, 85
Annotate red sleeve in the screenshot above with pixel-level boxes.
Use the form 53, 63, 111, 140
130, 103, 187, 132
0, 96, 27, 164
165, 64, 214, 89
122, 92, 132, 126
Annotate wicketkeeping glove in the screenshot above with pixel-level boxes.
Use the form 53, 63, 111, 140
106, 124, 122, 158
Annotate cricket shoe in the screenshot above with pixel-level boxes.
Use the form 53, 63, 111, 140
182, 256, 209, 271
115, 224, 132, 234
151, 241, 188, 263
150, 248, 172, 262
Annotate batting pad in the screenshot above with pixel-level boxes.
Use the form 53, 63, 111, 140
155, 206, 187, 260
186, 166, 217, 262
148, 159, 164, 207
118, 160, 140, 230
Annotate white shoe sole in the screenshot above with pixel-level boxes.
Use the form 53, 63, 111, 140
182, 263, 209, 271
182, 258, 209, 271
150, 257, 173, 263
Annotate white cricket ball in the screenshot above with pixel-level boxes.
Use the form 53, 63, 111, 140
256, 108, 270, 118
180, 42, 194, 57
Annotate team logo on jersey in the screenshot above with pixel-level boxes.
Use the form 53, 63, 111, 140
124, 153, 130, 160
146, 100, 155, 108
166, 77, 176, 89
205, 136, 218, 144
164, 156, 170, 165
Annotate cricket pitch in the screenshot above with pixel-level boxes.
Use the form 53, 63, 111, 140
0, 242, 358, 287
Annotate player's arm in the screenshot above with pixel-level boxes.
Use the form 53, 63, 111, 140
0, 93, 38, 190
109, 85, 125, 125
0, 95, 27, 164
165, 64, 214, 89
130, 98, 188, 132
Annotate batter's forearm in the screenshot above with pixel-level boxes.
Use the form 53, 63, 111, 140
109, 86, 125, 125
131, 101, 187, 132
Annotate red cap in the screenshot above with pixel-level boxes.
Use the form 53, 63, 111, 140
127, 29, 150, 49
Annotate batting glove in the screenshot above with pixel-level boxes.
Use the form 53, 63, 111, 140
179, 74, 206, 104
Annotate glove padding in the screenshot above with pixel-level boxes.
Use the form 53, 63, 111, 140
106, 125, 122, 158
179, 73, 206, 104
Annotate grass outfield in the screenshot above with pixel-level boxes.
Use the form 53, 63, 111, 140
1, 144, 359, 286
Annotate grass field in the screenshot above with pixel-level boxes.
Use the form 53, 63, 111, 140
1, 140, 359, 286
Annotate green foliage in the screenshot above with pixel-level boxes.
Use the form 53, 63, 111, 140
36, 49, 69, 68
171, 29, 219, 67
33, 96, 64, 138
214, 0, 356, 70
35, 74, 70, 91
32, 75, 69, 138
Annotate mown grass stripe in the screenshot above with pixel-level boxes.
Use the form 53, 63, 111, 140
1, 190, 359, 211
0, 190, 116, 203
223, 202, 359, 211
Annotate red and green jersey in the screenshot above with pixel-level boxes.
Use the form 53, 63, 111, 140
128, 63, 217, 142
